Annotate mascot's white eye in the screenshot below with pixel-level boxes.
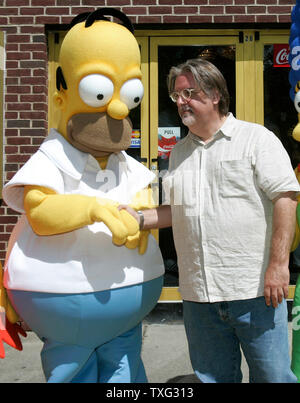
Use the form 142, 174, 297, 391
120, 79, 144, 110
79, 74, 114, 107
295, 91, 300, 113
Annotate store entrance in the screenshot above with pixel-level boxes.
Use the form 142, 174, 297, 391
156, 44, 236, 288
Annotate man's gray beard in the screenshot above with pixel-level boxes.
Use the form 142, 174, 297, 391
181, 113, 196, 128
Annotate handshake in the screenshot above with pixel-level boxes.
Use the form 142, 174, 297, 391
93, 197, 149, 255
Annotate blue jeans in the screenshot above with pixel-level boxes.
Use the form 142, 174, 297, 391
183, 297, 297, 383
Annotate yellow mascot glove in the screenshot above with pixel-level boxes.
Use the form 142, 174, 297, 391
123, 187, 155, 255
125, 230, 150, 255
24, 185, 139, 245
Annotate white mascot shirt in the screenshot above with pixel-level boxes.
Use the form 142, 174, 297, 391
2, 129, 165, 294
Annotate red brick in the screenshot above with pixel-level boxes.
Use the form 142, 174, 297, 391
35, 15, 60, 24
7, 34, 31, 43
133, 0, 156, 4
6, 44, 18, 51
20, 7, 44, 15
7, 137, 31, 145
268, 5, 293, 14
5, 146, 18, 154
138, 15, 162, 23
278, 14, 292, 22
5, 112, 18, 119
7, 103, 31, 111
163, 15, 187, 23
57, 0, 80, 5
149, 6, 172, 14
214, 15, 233, 23
225, 6, 245, 14
174, 6, 198, 14
21, 94, 46, 102
7, 69, 31, 77
210, 0, 232, 4
20, 43, 46, 52
184, 0, 207, 4
200, 5, 224, 13
46, 7, 70, 15
20, 145, 40, 154
106, 0, 131, 5
257, 14, 277, 22
256, 0, 276, 3
6, 0, 29, 5
7, 52, 31, 61
159, 0, 182, 4
122, 7, 147, 15
7, 86, 31, 94
247, 6, 266, 14
9, 16, 34, 24
188, 15, 213, 23
0, 8, 18, 15
233, 14, 255, 22
20, 128, 46, 136
31, 0, 55, 5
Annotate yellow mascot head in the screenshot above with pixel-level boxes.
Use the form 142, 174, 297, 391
54, 8, 144, 157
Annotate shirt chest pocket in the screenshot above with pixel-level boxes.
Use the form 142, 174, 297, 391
219, 158, 254, 198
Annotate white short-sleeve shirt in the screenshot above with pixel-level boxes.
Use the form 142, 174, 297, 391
163, 113, 300, 303
3, 129, 164, 293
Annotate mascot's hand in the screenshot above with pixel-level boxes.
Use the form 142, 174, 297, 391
93, 198, 139, 245
124, 230, 150, 255
0, 266, 26, 359
116, 188, 156, 254
0, 317, 26, 359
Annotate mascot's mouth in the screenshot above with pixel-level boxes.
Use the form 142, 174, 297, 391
67, 112, 133, 157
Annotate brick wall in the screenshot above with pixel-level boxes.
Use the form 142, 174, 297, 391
0, 0, 296, 260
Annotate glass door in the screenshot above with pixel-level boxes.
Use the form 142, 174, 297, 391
149, 35, 243, 300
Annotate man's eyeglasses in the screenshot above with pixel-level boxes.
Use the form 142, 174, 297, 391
169, 88, 198, 103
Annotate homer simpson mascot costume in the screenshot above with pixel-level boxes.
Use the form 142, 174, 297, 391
0, 8, 165, 383
289, 0, 300, 382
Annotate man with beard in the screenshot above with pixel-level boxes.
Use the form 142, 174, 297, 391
120, 57, 299, 383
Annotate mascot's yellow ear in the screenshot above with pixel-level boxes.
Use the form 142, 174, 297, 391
53, 91, 66, 110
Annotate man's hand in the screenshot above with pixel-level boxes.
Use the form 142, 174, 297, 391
264, 265, 290, 308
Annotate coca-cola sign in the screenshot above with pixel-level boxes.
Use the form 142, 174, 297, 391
273, 44, 290, 67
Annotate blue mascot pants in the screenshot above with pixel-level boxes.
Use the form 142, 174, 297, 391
8, 276, 163, 383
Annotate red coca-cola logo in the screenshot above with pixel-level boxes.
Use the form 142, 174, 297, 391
273, 44, 290, 67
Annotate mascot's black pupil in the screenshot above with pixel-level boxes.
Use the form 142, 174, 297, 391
134, 97, 140, 103
97, 94, 104, 100
298, 101, 300, 108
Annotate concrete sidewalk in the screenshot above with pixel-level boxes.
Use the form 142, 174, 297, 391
0, 303, 294, 383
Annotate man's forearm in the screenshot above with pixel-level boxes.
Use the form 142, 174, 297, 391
142, 205, 172, 230
269, 192, 297, 267
118, 204, 172, 230
264, 191, 298, 307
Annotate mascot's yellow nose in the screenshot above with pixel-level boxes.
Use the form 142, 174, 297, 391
107, 99, 129, 120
